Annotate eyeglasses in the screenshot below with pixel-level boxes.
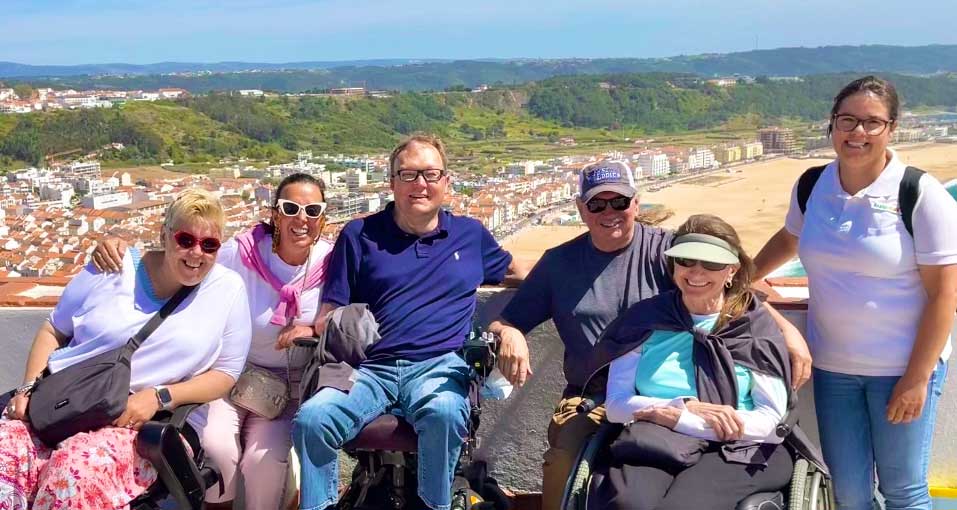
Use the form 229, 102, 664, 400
276, 199, 327, 218
585, 196, 631, 214
172, 231, 222, 254
831, 114, 894, 136
672, 257, 730, 272
394, 168, 446, 183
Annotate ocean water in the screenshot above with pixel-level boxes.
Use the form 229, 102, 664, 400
775, 180, 957, 278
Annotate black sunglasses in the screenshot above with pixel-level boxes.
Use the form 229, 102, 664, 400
585, 196, 631, 213
673, 257, 730, 272
172, 231, 222, 254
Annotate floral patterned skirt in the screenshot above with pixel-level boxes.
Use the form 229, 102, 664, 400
0, 419, 157, 510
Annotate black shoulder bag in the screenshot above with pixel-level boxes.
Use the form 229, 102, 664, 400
26, 284, 196, 447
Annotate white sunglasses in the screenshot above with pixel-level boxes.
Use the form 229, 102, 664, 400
275, 199, 327, 218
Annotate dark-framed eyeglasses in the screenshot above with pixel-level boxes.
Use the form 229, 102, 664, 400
394, 168, 446, 183
276, 199, 327, 218
172, 231, 222, 254
831, 114, 894, 136
673, 257, 730, 272
585, 196, 631, 214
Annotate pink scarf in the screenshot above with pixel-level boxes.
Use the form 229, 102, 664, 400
235, 223, 331, 326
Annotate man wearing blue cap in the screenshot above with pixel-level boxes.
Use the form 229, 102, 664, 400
489, 159, 812, 510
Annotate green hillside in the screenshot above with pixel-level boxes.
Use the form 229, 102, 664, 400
1, 72, 955, 172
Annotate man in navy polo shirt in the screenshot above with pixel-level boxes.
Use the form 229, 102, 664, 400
292, 134, 521, 510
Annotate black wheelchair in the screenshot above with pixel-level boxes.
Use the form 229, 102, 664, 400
130, 404, 221, 510
560, 395, 834, 510
296, 330, 512, 510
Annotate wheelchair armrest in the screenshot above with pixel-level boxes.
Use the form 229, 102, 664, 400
136, 405, 219, 510
576, 393, 605, 414
293, 336, 319, 348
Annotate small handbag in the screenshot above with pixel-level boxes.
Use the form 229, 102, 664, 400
229, 364, 289, 420
610, 421, 709, 471
25, 284, 195, 447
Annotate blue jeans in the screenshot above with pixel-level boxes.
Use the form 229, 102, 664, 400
292, 351, 470, 510
813, 360, 948, 510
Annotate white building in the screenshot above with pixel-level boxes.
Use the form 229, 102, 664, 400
687, 147, 716, 170
238, 89, 264, 97
61, 161, 101, 180
81, 191, 132, 210
637, 151, 670, 177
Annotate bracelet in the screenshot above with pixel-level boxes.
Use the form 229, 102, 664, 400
13, 380, 36, 396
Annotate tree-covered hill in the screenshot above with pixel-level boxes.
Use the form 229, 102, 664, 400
6, 45, 957, 93
1, 72, 955, 170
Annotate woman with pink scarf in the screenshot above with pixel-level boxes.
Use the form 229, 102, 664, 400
93, 173, 332, 510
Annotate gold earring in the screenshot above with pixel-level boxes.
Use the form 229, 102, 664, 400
272, 226, 281, 253
314, 217, 327, 244
725, 280, 733, 289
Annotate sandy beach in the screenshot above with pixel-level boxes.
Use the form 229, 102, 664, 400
503, 143, 957, 260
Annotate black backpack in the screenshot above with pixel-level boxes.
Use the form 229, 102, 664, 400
797, 164, 925, 236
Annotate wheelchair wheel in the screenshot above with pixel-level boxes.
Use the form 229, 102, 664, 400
787, 459, 833, 510
561, 422, 620, 510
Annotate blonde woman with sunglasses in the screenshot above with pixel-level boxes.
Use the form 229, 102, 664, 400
93, 174, 333, 510
1, 189, 251, 510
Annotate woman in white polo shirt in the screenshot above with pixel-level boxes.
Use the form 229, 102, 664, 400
754, 76, 957, 510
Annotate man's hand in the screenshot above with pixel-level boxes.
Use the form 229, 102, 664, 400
276, 324, 316, 350
887, 373, 929, 425
112, 389, 161, 431
632, 406, 681, 429
684, 400, 744, 441
91, 238, 128, 273
783, 326, 812, 390
492, 322, 533, 387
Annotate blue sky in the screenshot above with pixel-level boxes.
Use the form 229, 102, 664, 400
2, 0, 956, 65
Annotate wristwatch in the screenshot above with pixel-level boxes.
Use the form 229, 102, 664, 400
154, 386, 174, 411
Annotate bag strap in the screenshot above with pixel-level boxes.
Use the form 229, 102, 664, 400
127, 284, 197, 351
797, 165, 827, 214
898, 166, 925, 238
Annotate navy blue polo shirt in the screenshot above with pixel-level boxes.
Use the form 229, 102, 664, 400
322, 202, 512, 362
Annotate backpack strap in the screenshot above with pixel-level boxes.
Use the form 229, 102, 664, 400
898, 166, 925, 238
797, 165, 827, 214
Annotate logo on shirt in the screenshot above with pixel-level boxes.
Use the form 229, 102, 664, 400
454, 251, 460, 261
870, 197, 900, 215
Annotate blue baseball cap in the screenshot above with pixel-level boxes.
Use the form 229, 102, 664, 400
579, 160, 637, 202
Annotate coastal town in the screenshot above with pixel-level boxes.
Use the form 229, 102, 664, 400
1, 111, 955, 288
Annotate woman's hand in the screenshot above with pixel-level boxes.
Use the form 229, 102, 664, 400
632, 406, 681, 429
275, 324, 316, 350
887, 374, 929, 424
684, 400, 744, 441
91, 238, 128, 273
6, 392, 31, 421
112, 389, 160, 431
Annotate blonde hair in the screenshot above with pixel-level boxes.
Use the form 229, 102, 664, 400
672, 214, 756, 331
162, 188, 225, 235
389, 133, 448, 176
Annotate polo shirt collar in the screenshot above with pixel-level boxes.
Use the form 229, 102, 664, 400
828, 149, 905, 198
383, 201, 450, 240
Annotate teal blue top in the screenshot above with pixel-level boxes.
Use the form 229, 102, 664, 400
635, 313, 754, 410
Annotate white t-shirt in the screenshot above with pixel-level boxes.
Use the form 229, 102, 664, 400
216, 236, 333, 368
785, 150, 957, 376
47, 249, 251, 429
